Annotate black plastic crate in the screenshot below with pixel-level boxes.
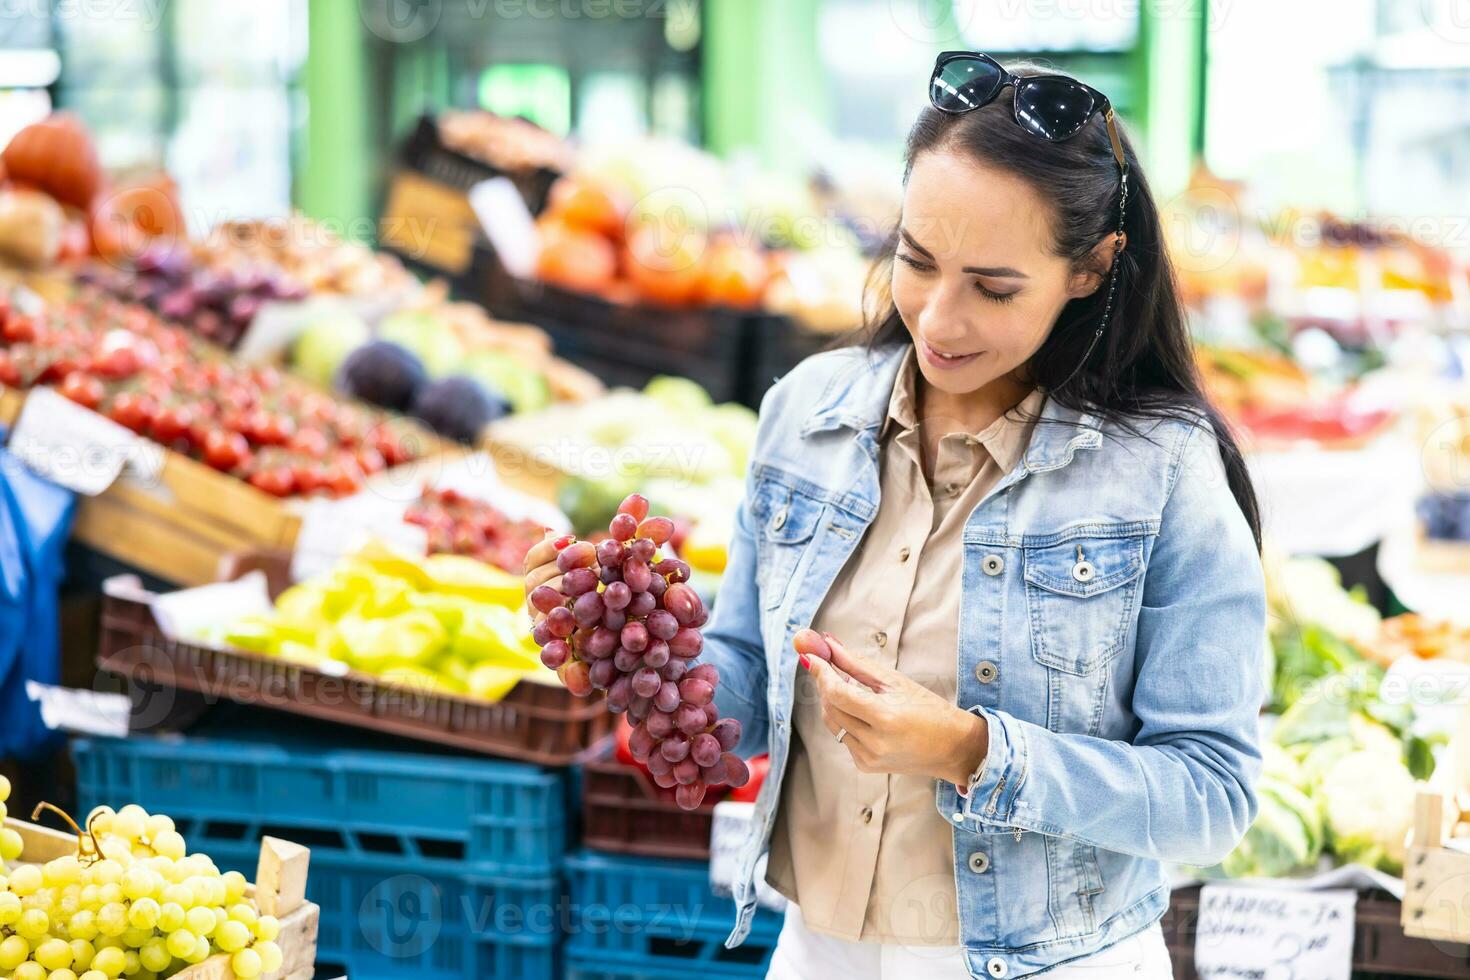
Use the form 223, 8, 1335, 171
400, 114, 560, 215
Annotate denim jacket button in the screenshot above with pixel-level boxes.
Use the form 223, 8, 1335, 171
968, 851, 990, 874
987, 956, 1008, 977
772, 510, 788, 531
975, 661, 998, 684
982, 554, 1004, 576
1072, 559, 1095, 582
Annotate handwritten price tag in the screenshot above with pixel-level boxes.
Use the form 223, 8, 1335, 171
1194, 883, 1357, 980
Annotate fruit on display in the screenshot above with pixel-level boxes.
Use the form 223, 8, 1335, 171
0, 188, 65, 268
336, 340, 429, 413
215, 543, 544, 702
0, 786, 284, 980
535, 218, 619, 297
529, 493, 750, 810
89, 174, 187, 263
435, 110, 574, 175
1417, 491, 1470, 542
288, 310, 372, 387
195, 216, 420, 300
0, 113, 103, 211
407, 486, 546, 573
76, 245, 310, 350
1361, 614, 1470, 667
410, 376, 510, 445
0, 289, 425, 498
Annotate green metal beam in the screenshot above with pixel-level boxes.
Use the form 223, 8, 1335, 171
299, 0, 372, 235
1138, 0, 1208, 195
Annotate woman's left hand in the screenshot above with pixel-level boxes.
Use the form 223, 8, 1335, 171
804, 632, 989, 787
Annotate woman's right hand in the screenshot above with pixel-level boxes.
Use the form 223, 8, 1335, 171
522, 530, 578, 621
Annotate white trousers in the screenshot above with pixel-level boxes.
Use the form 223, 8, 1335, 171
766, 902, 1174, 979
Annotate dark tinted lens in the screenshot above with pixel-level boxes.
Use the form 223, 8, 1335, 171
930, 57, 1004, 113
1014, 76, 1098, 140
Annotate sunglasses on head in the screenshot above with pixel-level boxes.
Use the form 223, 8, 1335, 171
927, 52, 1130, 389
929, 52, 1127, 177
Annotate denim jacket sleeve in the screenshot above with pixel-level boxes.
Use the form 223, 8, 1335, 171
962, 422, 1267, 867
704, 470, 772, 758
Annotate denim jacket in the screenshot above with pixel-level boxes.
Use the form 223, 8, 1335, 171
706, 344, 1267, 979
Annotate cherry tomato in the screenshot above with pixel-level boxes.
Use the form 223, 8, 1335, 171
106, 392, 158, 434
356, 445, 386, 475
58, 371, 104, 410
248, 466, 296, 498
0, 351, 21, 387
150, 404, 195, 445
322, 463, 364, 497
288, 426, 329, 458
203, 429, 250, 471
2, 315, 38, 344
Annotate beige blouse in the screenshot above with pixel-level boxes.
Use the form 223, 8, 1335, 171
764, 348, 1047, 945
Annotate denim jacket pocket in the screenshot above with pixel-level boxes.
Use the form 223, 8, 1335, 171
1022, 530, 1146, 675
751, 479, 826, 611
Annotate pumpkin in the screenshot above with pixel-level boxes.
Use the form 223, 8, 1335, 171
534, 218, 617, 296
89, 174, 186, 260
1, 113, 103, 210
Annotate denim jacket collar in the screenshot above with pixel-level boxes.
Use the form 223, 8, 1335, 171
799, 343, 1104, 475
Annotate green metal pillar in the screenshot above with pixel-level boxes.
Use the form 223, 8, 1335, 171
299, 0, 372, 236
1138, 0, 1208, 195
703, 0, 827, 172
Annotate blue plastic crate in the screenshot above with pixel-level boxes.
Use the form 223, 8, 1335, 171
204, 843, 562, 980
565, 850, 781, 977
73, 732, 568, 875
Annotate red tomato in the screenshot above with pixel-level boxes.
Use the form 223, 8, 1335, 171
288, 427, 329, 458
150, 404, 195, 445
322, 462, 364, 497
202, 429, 250, 471
248, 466, 296, 497
58, 371, 104, 410
2, 315, 38, 344
356, 446, 386, 475
0, 350, 20, 387
106, 392, 158, 434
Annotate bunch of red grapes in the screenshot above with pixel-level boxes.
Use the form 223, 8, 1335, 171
530, 493, 748, 810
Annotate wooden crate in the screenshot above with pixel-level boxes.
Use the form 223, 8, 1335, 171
3, 815, 319, 979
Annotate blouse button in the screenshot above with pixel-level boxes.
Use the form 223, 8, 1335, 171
873, 630, 888, 649
975, 661, 998, 684
982, 555, 1004, 576
861, 806, 874, 824
898, 546, 911, 562
968, 851, 990, 874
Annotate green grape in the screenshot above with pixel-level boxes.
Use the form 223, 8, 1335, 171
80, 971, 109, 980
19, 906, 53, 940
97, 884, 123, 907
227, 904, 257, 928
214, 920, 251, 953
96, 902, 129, 937
69, 939, 95, 971
120, 927, 153, 950
57, 893, 80, 919
90, 946, 126, 979
35, 937, 75, 971
13, 960, 46, 980
79, 885, 100, 908
186, 936, 209, 965
120, 867, 157, 902
0, 934, 31, 971
143, 814, 174, 839
111, 806, 147, 842
0, 890, 24, 925
88, 861, 122, 888
157, 902, 185, 934
69, 909, 99, 942
254, 915, 280, 943
0, 799, 7, 822
159, 884, 190, 908
230, 947, 263, 979
127, 898, 160, 931
86, 806, 115, 835
221, 871, 247, 906
43, 856, 82, 888
137, 938, 170, 974
148, 832, 185, 862
211, 906, 228, 934
10, 863, 43, 896
257, 939, 283, 974
184, 905, 215, 937
0, 772, 10, 799
49, 969, 80, 980
1, 826, 24, 861
163, 930, 195, 960
121, 949, 141, 975
185, 877, 215, 908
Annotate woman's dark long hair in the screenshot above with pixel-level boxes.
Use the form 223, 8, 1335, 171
860, 62, 1262, 550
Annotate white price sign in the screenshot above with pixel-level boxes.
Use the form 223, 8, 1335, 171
1194, 883, 1357, 980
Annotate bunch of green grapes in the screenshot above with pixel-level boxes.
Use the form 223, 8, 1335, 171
0, 782, 284, 980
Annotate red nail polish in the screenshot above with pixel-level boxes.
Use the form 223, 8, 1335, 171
798, 654, 812, 671
553, 535, 574, 551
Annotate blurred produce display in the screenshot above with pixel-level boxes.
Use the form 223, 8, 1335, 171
0, 288, 427, 498
196, 216, 420, 302
436, 109, 574, 175
213, 543, 544, 702
407, 486, 547, 574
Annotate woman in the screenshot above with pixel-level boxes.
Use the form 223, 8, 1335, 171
526, 55, 1267, 980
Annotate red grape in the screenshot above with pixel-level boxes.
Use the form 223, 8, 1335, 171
563, 661, 593, 697
547, 606, 576, 638
660, 732, 691, 762
712, 718, 742, 752
675, 782, 707, 809
691, 733, 721, 767
540, 639, 571, 670
721, 753, 750, 788
659, 659, 689, 683
620, 622, 649, 653
572, 591, 605, 627
589, 658, 619, 690
629, 538, 657, 563
530, 585, 564, 614
623, 558, 652, 593
646, 709, 675, 739
679, 678, 714, 706
628, 723, 657, 762
688, 663, 718, 686
596, 539, 624, 567
642, 639, 670, 669
646, 609, 678, 641
632, 667, 662, 699
663, 584, 700, 626
673, 756, 701, 785
556, 541, 597, 572
618, 493, 650, 522
646, 750, 674, 776
602, 608, 627, 632
613, 647, 643, 673
607, 675, 633, 712
610, 513, 638, 540
561, 567, 600, 596
655, 680, 682, 713
675, 704, 707, 735
586, 627, 618, 659
653, 769, 679, 789
637, 516, 675, 544
627, 591, 657, 617
603, 581, 632, 610
669, 628, 702, 658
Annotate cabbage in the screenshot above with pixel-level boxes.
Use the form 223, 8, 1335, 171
292, 311, 371, 387
1218, 774, 1322, 878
